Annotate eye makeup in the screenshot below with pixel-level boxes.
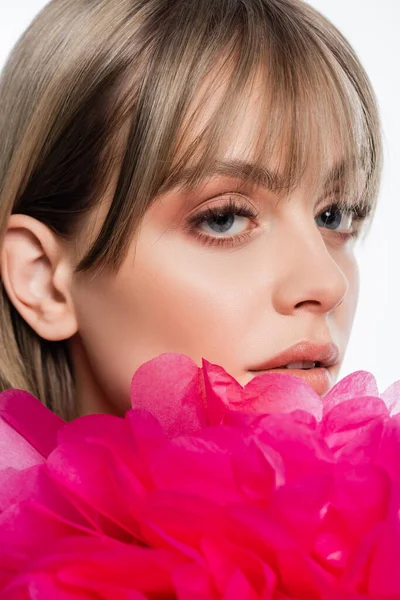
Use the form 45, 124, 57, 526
183, 192, 370, 249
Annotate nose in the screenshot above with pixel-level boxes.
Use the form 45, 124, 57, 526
271, 219, 349, 317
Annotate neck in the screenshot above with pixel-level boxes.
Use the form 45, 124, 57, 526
68, 334, 123, 418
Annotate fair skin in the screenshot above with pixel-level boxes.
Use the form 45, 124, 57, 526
0, 73, 360, 417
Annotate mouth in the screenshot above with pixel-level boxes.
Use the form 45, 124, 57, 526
247, 341, 340, 396
248, 362, 334, 396
266, 360, 323, 370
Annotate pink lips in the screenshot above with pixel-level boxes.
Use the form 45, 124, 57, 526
250, 366, 333, 396
248, 340, 340, 396
249, 340, 340, 371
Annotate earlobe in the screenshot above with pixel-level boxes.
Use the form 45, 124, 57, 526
0, 214, 78, 341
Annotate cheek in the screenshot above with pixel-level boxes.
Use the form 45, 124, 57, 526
119, 237, 265, 352
70, 238, 266, 405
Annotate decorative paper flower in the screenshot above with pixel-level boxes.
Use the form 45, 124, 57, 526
1, 353, 400, 599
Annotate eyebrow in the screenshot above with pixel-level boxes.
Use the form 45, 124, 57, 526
159, 158, 354, 196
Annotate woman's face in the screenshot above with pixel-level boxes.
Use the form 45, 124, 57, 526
67, 81, 360, 417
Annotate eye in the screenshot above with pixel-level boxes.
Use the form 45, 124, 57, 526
315, 203, 371, 242
185, 196, 259, 248
315, 204, 352, 231
184, 196, 370, 249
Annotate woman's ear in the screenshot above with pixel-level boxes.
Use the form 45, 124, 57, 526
0, 214, 78, 341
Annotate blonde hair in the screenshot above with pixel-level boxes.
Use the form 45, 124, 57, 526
0, 0, 383, 420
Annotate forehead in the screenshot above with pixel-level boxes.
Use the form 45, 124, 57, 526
187, 67, 268, 156
176, 64, 277, 166
168, 59, 352, 198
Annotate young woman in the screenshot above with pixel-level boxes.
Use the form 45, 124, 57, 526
0, 0, 382, 422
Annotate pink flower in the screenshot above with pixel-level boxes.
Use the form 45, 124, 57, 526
0, 353, 400, 598
129, 353, 324, 435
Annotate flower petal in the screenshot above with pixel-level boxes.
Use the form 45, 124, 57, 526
130, 353, 206, 436
0, 390, 64, 467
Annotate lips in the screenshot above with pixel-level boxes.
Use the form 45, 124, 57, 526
281, 361, 320, 369
248, 340, 340, 396
249, 341, 340, 372
250, 365, 333, 396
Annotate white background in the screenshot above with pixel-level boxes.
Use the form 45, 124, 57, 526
0, 1, 399, 392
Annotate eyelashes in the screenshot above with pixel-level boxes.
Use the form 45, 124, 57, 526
184, 196, 258, 248
187, 197, 259, 227
184, 195, 370, 249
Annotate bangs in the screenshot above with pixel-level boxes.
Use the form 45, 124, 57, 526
75, 0, 382, 274
160, 32, 376, 223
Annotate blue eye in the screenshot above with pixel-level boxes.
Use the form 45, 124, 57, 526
185, 196, 259, 248
316, 205, 351, 231
204, 212, 236, 234
316, 205, 344, 229
186, 196, 370, 249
